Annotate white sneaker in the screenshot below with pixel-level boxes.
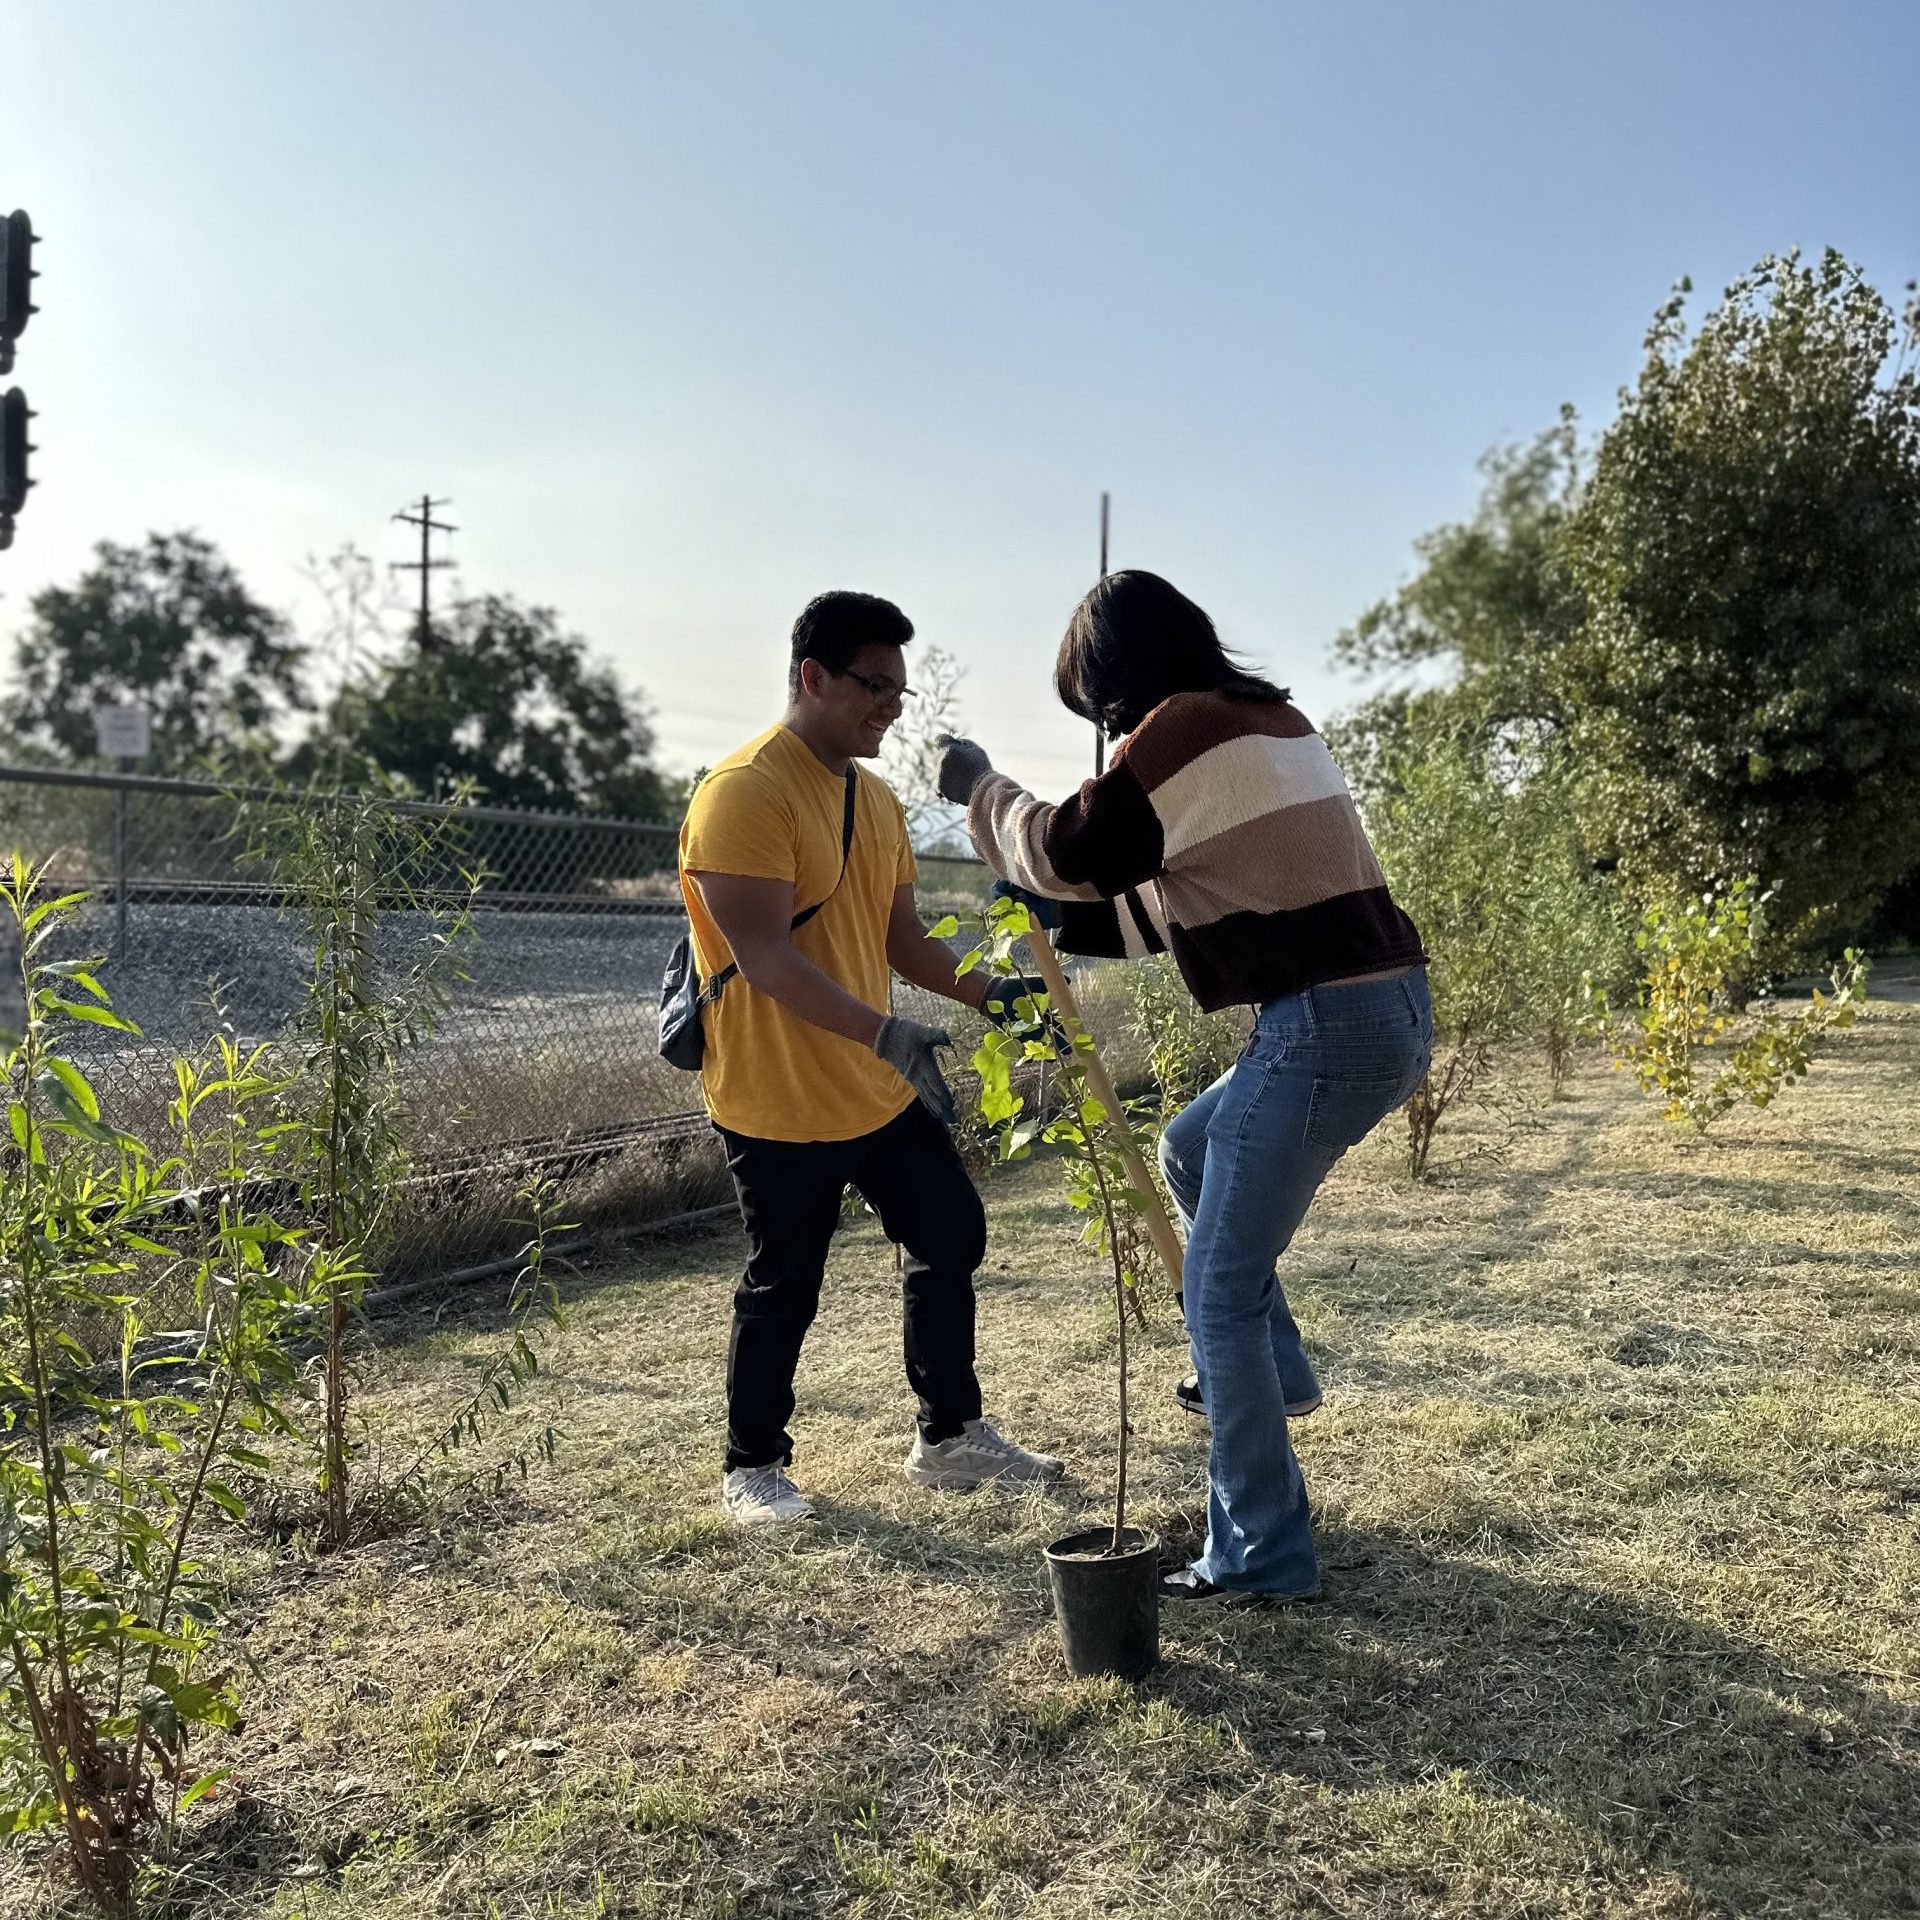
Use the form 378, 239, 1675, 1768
904, 1418, 1064, 1491
722, 1463, 815, 1527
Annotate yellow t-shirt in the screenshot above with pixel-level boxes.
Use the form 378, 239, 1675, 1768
679, 723, 919, 1142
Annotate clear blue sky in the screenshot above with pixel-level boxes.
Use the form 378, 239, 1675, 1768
4, 1, 1916, 796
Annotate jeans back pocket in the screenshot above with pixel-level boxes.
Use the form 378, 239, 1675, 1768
1304, 1070, 1416, 1158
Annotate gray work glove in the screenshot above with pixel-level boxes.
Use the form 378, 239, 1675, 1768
874, 1014, 957, 1127
933, 733, 994, 806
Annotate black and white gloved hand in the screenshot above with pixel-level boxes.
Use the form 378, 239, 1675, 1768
980, 971, 1072, 1054
933, 734, 994, 806
980, 973, 1051, 1031
873, 1015, 957, 1127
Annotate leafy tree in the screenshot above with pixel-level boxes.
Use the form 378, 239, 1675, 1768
1339, 253, 1920, 954
310, 593, 667, 818
877, 643, 970, 853
233, 778, 479, 1545
1335, 691, 1628, 1171
1337, 695, 1534, 1174
1336, 413, 1585, 727
2, 532, 309, 771
1559, 252, 1920, 949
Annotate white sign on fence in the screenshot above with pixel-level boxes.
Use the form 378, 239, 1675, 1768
94, 703, 152, 761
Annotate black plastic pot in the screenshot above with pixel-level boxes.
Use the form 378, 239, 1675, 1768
1043, 1526, 1160, 1679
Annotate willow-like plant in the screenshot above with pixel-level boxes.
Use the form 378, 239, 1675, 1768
392, 1171, 570, 1505
233, 779, 478, 1546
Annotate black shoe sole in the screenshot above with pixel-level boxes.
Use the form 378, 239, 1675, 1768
1160, 1577, 1322, 1609
1174, 1393, 1324, 1421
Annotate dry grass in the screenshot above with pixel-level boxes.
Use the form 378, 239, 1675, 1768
8, 999, 1920, 1920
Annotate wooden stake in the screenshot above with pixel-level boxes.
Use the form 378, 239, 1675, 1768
1023, 922, 1185, 1295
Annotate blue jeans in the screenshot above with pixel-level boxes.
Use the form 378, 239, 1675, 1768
1157, 969, 1432, 1593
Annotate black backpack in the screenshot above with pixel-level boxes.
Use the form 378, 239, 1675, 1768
659, 766, 857, 1071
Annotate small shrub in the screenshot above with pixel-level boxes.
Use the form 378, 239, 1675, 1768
1511, 782, 1634, 1095
1, 856, 309, 1914
1618, 877, 1869, 1131
1122, 955, 1240, 1118
1339, 695, 1634, 1172
390, 1172, 570, 1505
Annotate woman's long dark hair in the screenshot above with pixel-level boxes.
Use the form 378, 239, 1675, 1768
1054, 570, 1290, 739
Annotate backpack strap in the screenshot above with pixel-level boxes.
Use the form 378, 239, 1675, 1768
697, 765, 857, 1006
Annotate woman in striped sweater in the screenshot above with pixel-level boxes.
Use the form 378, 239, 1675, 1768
936, 571, 1431, 1604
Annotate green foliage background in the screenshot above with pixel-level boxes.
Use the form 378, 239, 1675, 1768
1339, 249, 1920, 960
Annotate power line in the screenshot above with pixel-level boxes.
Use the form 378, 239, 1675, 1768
390, 493, 456, 649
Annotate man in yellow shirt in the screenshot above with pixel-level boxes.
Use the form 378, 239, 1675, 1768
680, 591, 1061, 1526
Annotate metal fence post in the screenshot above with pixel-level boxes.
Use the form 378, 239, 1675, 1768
0, 913, 21, 1035
114, 762, 130, 960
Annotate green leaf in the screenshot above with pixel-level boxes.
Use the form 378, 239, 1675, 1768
119, 1624, 193, 1651
177, 1769, 231, 1809
36, 995, 142, 1034
0, 1796, 59, 1836
7, 1101, 43, 1164
42, 1056, 101, 1122
928, 914, 959, 939
201, 1481, 248, 1522
22, 891, 92, 933
40, 960, 111, 1002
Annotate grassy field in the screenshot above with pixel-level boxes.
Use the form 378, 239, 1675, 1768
11, 997, 1919, 1919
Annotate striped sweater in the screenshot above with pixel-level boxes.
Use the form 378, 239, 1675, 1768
966, 690, 1425, 1011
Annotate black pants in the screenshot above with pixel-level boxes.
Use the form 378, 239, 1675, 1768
718, 1101, 987, 1473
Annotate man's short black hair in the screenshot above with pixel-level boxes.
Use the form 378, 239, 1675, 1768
790, 591, 914, 695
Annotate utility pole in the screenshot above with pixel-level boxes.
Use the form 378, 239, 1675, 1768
390, 493, 456, 648
1093, 490, 1110, 777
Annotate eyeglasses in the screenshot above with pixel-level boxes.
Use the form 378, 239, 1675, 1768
832, 668, 918, 703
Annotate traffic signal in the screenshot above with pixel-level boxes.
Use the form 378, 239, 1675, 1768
0, 209, 37, 377
0, 387, 32, 550
1, 209, 38, 549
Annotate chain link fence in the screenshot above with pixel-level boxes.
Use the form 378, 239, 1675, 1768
2, 766, 1161, 1282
